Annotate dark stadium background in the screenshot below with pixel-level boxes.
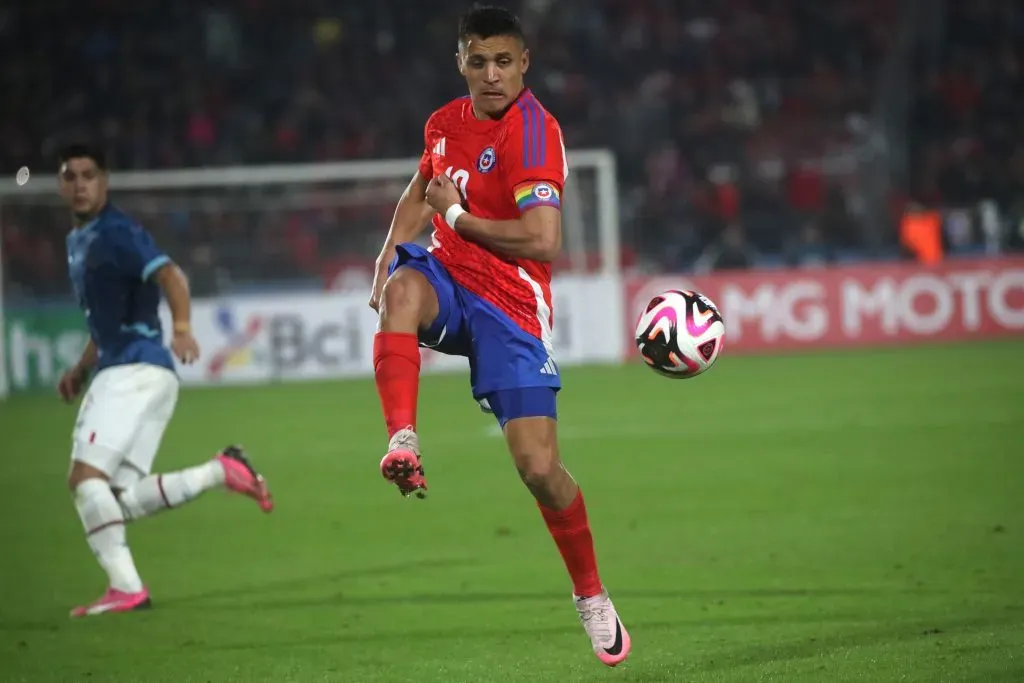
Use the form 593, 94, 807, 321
1, 2, 1022, 681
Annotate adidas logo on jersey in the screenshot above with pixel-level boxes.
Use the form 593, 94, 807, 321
432, 137, 446, 157
539, 357, 558, 376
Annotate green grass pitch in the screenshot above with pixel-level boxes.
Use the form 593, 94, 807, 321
2, 341, 1023, 682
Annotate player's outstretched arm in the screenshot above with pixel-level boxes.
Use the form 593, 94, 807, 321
153, 263, 200, 365
370, 170, 435, 310
425, 175, 561, 262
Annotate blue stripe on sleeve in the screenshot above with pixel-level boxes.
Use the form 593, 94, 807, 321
517, 97, 550, 169
530, 100, 541, 168
517, 100, 533, 168
530, 97, 546, 168
141, 254, 170, 281
518, 96, 545, 169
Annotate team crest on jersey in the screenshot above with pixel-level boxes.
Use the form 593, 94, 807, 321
477, 146, 496, 173
533, 183, 554, 200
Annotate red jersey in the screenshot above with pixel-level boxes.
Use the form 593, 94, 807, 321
417, 89, 567, 348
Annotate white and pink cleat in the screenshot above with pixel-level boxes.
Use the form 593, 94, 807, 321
217, 445, 274, 512
575, 588, 632, 667
70, 587, 151, 618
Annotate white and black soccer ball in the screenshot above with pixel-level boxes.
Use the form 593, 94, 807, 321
634, 289, 726, 379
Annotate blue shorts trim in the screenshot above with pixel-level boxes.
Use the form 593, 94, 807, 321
481, 387, 557, 429
388, 243, 561, 402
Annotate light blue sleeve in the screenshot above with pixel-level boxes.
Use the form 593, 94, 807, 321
114, 223, 171, 281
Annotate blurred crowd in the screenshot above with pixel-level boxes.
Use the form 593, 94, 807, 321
1, 0, 1022, 301
907, 1, 1024, 237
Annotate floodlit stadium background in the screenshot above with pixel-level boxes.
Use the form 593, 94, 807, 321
1, 2, 1022, 681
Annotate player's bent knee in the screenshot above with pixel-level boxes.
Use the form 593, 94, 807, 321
514, 452, 560, 489
508, 436, 575, 509
500, 401, 578, 508
109, 462, 145, 493
380, 267, 439, 331
503, 414, 561, 485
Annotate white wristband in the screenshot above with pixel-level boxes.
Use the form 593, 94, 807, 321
445, 204, 467, 228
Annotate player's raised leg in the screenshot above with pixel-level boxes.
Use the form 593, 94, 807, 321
496, 393, 631, 667
113, 445, 273, 521
369, 159, 448, 499
373, 265, 440, 498
110, 366, 271, 523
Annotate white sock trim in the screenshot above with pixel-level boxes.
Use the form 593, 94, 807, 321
117, 460, 225, 521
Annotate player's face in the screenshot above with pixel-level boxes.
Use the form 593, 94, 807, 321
59, 157, 108, 221
458, 34, 529, 118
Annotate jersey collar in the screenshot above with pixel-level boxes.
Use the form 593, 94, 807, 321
463, 87, 533, 131
70, 202, 111, 234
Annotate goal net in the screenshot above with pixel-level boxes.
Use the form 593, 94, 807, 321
0, 150, 622, 397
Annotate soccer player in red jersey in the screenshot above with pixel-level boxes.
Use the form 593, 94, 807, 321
367, 5, 630, 667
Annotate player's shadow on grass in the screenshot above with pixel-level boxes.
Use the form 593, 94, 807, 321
158, 557, 476, 608
165, 585, 933, 613
171, 610, 1021, 659
176, 618, 680, 652
172, 611, 1022, 681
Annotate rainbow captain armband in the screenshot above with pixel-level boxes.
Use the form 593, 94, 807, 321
514, 181, 561, 212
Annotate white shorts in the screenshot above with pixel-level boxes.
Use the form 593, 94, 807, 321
71, 363, 179, 478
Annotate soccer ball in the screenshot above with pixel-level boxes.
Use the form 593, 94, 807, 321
634, 289, 726, 379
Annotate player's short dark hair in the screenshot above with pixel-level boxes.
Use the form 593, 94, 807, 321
57, 143, 107, 171
458, 4, 524, 46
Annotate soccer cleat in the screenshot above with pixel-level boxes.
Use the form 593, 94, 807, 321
575, 588, 632, 667
70, 587, 151, 618
379, 427, 428, 499
216, 445, 274, 512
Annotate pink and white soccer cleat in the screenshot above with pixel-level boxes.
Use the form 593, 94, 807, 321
575, 589, 632, 667
70, 587, 151, 618
379, 427, 428, 499
216, 445, 273, 512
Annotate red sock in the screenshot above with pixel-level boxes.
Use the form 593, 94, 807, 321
373, 332, 421, 438
539, 489, 603, 598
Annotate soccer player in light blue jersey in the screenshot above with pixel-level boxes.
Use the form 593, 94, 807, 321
56, 144, 274, 617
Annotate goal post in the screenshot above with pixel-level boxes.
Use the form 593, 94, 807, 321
0, 234, 7, 400
0, 149, 622, 396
